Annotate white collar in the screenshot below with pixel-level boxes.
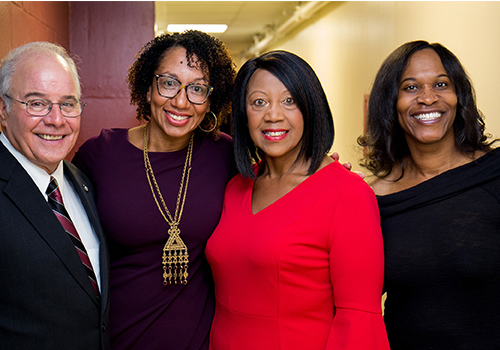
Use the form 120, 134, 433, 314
0, 132, 65, 196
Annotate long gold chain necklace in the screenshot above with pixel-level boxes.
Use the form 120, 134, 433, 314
143, 124, 193, 285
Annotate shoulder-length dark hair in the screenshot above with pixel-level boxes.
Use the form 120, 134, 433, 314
358, 40, 493, 178
232, 50, 334, 179
127, 30, 236, 136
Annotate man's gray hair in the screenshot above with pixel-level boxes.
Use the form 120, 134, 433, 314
0, 42, 81, 110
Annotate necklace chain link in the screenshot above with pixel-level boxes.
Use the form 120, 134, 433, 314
143, 124, 193, 285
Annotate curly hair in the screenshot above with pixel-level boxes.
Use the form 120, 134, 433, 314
232, 50, 334, 179
127, 30, 236, 135
358, 40, 495, 178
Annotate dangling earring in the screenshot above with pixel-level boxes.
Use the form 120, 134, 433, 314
199, 111, 218, 133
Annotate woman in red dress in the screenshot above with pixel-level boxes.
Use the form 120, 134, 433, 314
206, 50, 390, 350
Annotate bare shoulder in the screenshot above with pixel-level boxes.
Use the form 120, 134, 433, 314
365, 168, 407, 196
367, 176, 392, 196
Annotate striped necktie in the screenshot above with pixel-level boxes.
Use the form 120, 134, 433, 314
46, 176, 100, 297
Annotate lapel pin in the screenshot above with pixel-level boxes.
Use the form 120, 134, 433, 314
83, 184, 89, 192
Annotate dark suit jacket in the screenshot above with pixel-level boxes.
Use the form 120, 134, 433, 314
0, 141, 110, 350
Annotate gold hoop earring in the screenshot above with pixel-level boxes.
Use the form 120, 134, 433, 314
199, 111, 217, 133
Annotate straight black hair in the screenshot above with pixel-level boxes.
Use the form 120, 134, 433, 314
232, 50, 334, 179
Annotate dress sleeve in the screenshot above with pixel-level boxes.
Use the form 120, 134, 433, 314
326, 181, 390, 349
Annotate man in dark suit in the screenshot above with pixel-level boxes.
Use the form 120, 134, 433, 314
0, 42, 109, 349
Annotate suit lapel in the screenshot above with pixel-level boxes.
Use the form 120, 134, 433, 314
0, 144, 101, 306
64, 161, 110, 312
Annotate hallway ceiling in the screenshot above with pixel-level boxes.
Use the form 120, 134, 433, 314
155, 1, 303, 60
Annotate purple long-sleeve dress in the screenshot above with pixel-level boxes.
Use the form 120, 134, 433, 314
73, 128, 234, 350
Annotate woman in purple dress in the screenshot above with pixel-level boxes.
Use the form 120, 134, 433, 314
73, 30, 236, 350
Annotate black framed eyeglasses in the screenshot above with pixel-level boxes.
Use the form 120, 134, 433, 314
4, 95, 85, 118
155, 74, 213, 105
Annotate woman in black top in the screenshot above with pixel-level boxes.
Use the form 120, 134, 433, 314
358, 40, 500, 349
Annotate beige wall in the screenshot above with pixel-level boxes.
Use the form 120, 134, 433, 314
267, 1, 500, 170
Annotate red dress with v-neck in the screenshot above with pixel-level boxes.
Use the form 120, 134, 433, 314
205, 161, 389, 349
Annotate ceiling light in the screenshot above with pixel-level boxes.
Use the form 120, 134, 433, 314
167, 24, 228, 33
